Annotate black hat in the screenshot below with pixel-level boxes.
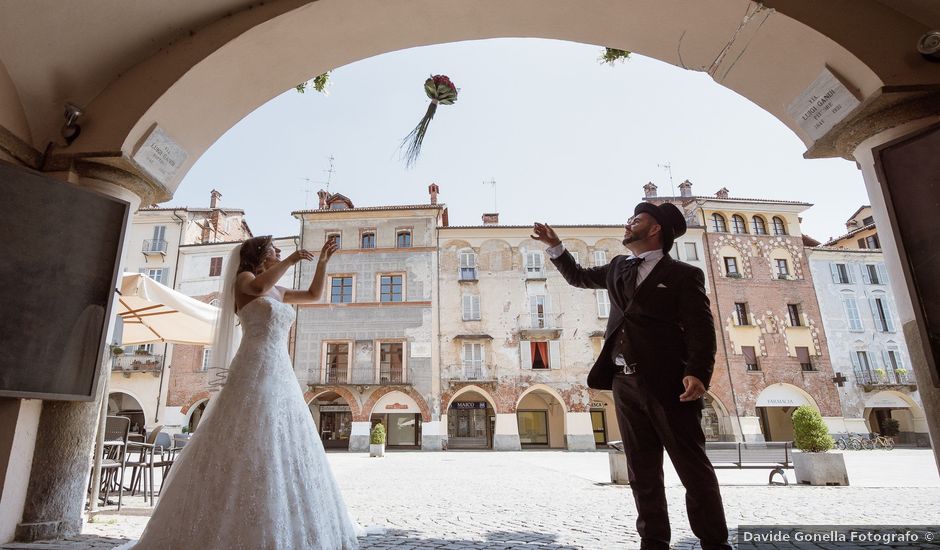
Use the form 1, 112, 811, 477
633, 202, 687, 253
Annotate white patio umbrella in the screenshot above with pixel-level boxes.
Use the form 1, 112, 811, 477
116, 273, 219, 346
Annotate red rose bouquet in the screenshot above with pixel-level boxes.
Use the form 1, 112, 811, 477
400, 74, 458, 167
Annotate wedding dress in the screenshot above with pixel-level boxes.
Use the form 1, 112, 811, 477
120, 294, 361, 549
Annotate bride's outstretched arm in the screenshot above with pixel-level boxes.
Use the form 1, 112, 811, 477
282, 239, 338, 304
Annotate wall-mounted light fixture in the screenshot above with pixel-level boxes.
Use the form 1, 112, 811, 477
61, 103, 83, 145
917, 31, 940, 61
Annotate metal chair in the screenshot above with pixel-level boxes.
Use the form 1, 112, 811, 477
95, 416, 130, 510
125, 425, 164, 505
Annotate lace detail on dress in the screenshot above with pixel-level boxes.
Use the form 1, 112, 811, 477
122, 296, 360, 550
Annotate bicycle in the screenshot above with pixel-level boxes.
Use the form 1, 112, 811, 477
871, 432, 895, 450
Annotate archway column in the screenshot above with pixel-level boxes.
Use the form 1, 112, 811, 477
850, 110, 940, 470
13, 160, 153, 542
564, 412, 596, 451
493, 414, 521, 451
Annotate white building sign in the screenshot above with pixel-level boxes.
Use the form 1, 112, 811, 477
132, 126, 189, 185
786, 68, 860, 140
410, 342, 431, 358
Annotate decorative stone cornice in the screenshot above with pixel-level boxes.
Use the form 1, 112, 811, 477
805, 88, 940, 160
0, 124, 42, 168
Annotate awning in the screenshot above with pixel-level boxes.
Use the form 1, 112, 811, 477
116, 273, 219, 346
755, 383, 815, 407
865, 391, 910, 409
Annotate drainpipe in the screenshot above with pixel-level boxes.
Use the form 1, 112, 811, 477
695, 200, 746, 442
291, 217, 306, 369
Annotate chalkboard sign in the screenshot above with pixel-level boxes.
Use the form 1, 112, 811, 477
0, 162, 128, 400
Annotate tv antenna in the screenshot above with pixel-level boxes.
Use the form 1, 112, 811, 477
299, 155, 337, 209
657, 162, 675, 197
483, 178, 497, 212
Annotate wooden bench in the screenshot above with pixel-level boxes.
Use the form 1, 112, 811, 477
705, 441, 792, 485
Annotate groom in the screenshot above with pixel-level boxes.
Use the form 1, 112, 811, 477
532, 202, 731, 550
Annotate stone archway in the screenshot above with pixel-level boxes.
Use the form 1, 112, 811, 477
443, 385, 501, 450
516, 384, 569, 449
755, 382, 819, 442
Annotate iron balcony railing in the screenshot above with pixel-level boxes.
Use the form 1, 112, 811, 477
516, 313, 561, 331
112, 354, 164, 373
854, 367, 916, 387
379, 367, 404, 384
143, 239, 168, 254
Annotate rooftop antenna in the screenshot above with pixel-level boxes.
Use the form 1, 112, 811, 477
299, 177, 315, 209
657, 162, 675, 197
483, 178, 497, 212
299, 155, 337, 209
321, 155, 336, 193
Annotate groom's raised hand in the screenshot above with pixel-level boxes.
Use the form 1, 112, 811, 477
531, 222, 561, 247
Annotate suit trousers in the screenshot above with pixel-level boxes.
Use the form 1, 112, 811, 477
612, 372, 731, 550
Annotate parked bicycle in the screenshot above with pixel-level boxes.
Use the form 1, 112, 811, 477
835, 432, 866, 450
870, 432, 895, 450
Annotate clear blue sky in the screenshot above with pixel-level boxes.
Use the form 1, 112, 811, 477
170, 38, 868, 243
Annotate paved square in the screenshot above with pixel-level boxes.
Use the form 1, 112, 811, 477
6, 449, 939, 549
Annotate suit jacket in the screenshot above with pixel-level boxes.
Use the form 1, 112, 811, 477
551, 250, 717, 408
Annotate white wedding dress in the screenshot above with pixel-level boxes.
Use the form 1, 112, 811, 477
122, 295, 361, 549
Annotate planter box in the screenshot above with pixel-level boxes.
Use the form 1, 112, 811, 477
793, 452, 849, 486
370, 443, 385, 458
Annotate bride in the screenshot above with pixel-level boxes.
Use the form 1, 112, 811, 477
123, 235, 360, 549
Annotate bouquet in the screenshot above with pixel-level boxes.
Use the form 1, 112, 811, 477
400, 75, 458, 167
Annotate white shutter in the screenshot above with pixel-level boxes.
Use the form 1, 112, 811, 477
830, 263, 840, 283
847, 263, 857, 283
868, 297, 881, 331
473, 296, 480, 320
892, 350, 904, 370
462, 295, 471, 320
570, 252, 580, 264
549, 341, 561, 369
850, 351, 861, 371
596, 290, 610, 318
861, 264, 871, 284
877, 264, 889, 285
881, 349, 891, 371
594, 250, 607, 266
520, 340, 531, 369
883, 298, 896, 332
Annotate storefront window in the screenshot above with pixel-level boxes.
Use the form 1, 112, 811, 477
591, 410, 607, 444
448, 402, 490, 448
517, 411, 548, 445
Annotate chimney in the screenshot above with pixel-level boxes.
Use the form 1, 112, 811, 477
317, 189, 329, 210
643, 182, 658, 198
715, 187, 730, 199
482, 213, 499, 225
679, 180, 693, 198
209, 189, 222, 209
429, 183, 440, 205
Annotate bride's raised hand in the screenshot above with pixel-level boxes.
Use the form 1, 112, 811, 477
319, 238, 339, 263
287, 249, 315, 264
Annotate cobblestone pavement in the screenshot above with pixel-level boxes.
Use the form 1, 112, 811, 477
5, 449, 939, 549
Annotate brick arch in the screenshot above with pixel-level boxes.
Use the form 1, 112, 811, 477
360, 386, 432, 422
516, 383, 569, 413
180, 391, 211, 415
304, 387, 362, 419
441, 384, 502, 415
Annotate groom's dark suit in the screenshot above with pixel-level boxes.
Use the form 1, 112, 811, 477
551, 249, 730, 550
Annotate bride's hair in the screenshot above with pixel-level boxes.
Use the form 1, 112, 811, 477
238, 235, 273, 274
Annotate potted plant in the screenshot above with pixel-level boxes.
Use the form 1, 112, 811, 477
111, 346, 125, 356
791, 405, 849, 486
135, 347, 150, 355
874, 367, 886, 380
881, 418, 900, 438
370, 423, 386, 458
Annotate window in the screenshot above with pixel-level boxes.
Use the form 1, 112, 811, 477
459, 251, 477, 280
462, 294, 481, 321
885, 348, 902, 371
396, 230, 412, 248
325, 343, 349, 383
136, 344, 154, 355
854, 350, 872, 371
594, 250, 607, 266
711, 213, 728, 233
684, 242, 699, 261
858, 238, 867, 249
734, 302, 750, 325
596, 290, 610, 318
529, 295, 549, 328
796, 346, 814, 371
751, 216, 768, 235
209, 256, 223, 277
519, 341, 560, 370
742, 346, 759, 371
379, 343, 404, 383
862, 264, 887, 285
862, 216, 874, 225
772, 216, 787, 235
724, 257, 740, 277
462, 343, 484, 379
525, 251, 545, 278
843, 296, 863, 331
361, 232, 376, 249
330, 276, 353, 303
144, 225, 168, 253
380, 275, 403, 302
865, 234, 880, 249
201, 348, 212, 372
569, 252, 580, 264
830, 263, 852, 284
775, 259, 790, 279
870, 296, 895, 332
731, 215, 747, 234
140, 267, 169, 285
326, 232, 342, 249
787, 304, 802, 327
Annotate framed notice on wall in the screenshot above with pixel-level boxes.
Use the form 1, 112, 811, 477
0, 162, 128, 400
874, 122, 940, 388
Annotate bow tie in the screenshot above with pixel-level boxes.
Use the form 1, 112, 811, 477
624, 256, 645, 269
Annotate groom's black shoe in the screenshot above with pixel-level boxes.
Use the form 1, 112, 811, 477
639, 541, 670, 550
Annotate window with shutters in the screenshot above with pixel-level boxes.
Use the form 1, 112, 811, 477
742, 346, 760, 371
525, 251, 545, 278
863, 264, 886, 285
594, 250, 607, 266
787, 304, 802, 327
843, 296, 863, 331
830, 263, 851, 284
871, 295, 894, 332
684, 242, 699, 261
528, 295, 550, 328
520, 340, 561, 370
462, 343, 484, 379
209, 256, 223, 277
140, 267, 169, 285
459, 251, 477, 280
734, 302, 749, 326
796, 346, 814, 371
596, 290, 610, 318
462, 294, 481, 321
865, 234, 880, 249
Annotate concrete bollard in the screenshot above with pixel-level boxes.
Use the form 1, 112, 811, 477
607, 440, 630, 485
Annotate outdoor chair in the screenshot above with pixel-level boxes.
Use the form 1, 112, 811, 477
125, 425, 165, 505
92, 415, 130, 510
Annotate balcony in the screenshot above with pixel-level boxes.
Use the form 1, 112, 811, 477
524, 268, 546, 280
379, 367, 404, 384
320, 368, 410, 387
516, 313, 562, 339
854, 367, 917, 391
142, 239, 168, 256
458, 268, 478, 282
446, 364, 497, 383
112, 354, 163, 376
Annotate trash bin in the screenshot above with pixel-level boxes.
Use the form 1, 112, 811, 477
607, 440, 630, 485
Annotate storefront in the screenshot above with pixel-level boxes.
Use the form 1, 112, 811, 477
448, 400, 493, 449
517, 411, 549, 446
370, 391, 424, 449
755, 383, 816, 442
318, 404, 353, 449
